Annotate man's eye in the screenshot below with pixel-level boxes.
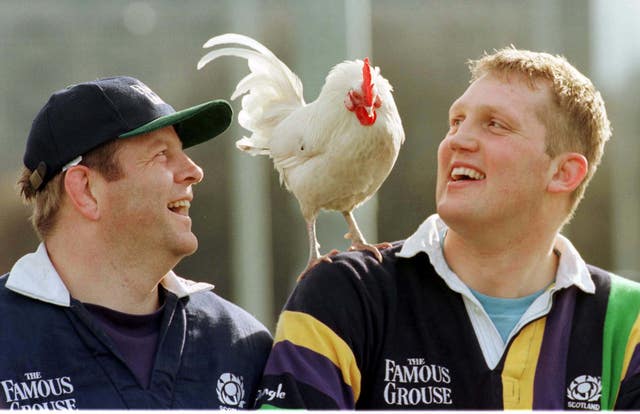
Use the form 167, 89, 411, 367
488, 120, 504, 129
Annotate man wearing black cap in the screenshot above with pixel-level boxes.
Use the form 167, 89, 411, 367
0, 76, 272, 409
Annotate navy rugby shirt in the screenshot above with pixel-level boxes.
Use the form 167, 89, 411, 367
84, 301, 164, 389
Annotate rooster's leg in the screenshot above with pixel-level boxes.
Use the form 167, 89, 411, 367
298, 217, 338, 281
342, 211, 391, 262
306, 218, 321, 263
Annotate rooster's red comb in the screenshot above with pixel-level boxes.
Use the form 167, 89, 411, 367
361, 58, 374, 107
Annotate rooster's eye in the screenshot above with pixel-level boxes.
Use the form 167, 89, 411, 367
345, 90, 362, 111
374, 95, 382, 108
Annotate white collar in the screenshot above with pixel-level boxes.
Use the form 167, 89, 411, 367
396, 214, 595, 294
6, 243, 214, 307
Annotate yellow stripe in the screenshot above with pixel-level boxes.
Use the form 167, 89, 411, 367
620, 313, 640, 381
275, 310, 362, 401
501, 318, 546, 409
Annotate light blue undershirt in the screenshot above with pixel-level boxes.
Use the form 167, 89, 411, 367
439, 227, 548, 343
469, 287, 546, 343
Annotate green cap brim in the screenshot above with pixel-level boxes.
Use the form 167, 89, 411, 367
119, 99, 232, 149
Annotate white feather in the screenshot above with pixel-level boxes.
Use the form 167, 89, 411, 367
197, 34, 304, 158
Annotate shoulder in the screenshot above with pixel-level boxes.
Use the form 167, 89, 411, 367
182, 289, 272, 343
0, 273, 8, 294
0, 273, 22, 315
0, 273, 10, 293
0, 273, 52, 313
282, 240, 424, 341
295, 241, 408, 296
177, 289, 273, 376
586, 265, 640, 349
585, 266, 640, 409
290, 240, 434, 308
587, 264, 640, 298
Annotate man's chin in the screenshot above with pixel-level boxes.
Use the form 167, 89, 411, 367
437, 205, 479, 228
172, 235, 199, 258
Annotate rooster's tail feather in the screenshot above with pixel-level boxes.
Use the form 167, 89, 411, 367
198, 34, 305, 156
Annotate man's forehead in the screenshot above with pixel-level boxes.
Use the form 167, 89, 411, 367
125, 125, 182, 147
451, 72, 552, 113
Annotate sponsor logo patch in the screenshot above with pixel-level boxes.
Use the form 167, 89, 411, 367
256, 383, 286, 404
382, 358, 453, 407
1, 371, 77, 409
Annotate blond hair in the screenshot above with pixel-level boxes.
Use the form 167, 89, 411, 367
18, 139, 124, 240
468, 46, 611, 218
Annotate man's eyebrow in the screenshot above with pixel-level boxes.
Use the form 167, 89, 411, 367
147, 133, 183, 149
450, 101, 520, 123
479, 104, 521, 125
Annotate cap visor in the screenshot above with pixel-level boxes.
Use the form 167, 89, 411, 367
119, 99, 232, 148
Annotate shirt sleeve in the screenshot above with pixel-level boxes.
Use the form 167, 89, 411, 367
615, 373, 640, 409
255, 255, 383, 409
612, 313, 640, 409
605, 275, 640, 409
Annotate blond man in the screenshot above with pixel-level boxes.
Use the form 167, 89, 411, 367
0, 76, 272, 409
255, 48, 640, 410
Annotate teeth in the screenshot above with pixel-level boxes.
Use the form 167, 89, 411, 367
167, 200, 190, 209
451, 167, 485, 181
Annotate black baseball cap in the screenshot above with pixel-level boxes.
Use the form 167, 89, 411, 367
23, 76, 232, 190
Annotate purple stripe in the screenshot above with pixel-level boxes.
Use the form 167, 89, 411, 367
532, 288, 576, 409
625, 343, 640, 379
264, 340, 355, 408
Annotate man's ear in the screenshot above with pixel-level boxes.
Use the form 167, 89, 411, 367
64, 166, 100, 220
547, 152, 588, 194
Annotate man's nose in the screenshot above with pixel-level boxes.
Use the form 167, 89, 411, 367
448, 122, 479, 152
176, 153, 204, 185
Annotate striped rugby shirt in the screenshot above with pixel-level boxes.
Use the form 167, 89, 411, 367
255, 215, 640, 410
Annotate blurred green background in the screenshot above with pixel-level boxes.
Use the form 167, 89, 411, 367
1, 0, 639, 330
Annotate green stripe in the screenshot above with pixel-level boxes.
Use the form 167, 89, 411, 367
259, 404, 303, 410
259, 404, 282, 410
601, 274, 640, 409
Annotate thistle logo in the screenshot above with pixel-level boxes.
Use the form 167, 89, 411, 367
566, 375, 601, 410
216, 373, 246, 408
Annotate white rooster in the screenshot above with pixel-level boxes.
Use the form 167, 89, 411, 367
197, 33, 405, 275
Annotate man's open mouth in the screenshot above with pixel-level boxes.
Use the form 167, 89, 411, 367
450, 167, 485, 181
168, 199, 191, 213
